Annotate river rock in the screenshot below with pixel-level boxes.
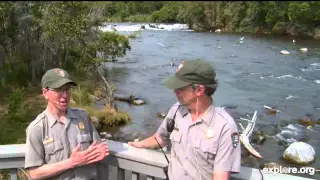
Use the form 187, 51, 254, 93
283, 142, 315, 165
259, 125, 279, 136
314, 27, 320, 40
298, 116, 313, 127
264, 162, 281, 169
105, 133, 112, 139
157, 112, 166, 118
100, 132, 107, 136
132, 99, 145, 105
115, 95, 145, 105
251, 130, 266, 145
90, 116, 100, 129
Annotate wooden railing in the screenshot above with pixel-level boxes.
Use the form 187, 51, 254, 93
0, 140, 316, 180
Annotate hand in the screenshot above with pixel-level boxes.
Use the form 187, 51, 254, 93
69, 141, 108, 167
128, 140, 144, 148
95, 142, 109, 161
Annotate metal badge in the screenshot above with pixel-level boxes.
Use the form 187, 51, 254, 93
206, 128, 214, 139
174, 123, 179, 131
78, 122, 85, 131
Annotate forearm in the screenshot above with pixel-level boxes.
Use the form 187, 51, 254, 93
141, 133, 167, 149
213, 171, 230, 180
28, 159, 74, 180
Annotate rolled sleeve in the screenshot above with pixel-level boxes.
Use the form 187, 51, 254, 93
156, 104, 180, 144
213, 126, 241, 173
25, 125, 45, 169
156, 118, 170, 143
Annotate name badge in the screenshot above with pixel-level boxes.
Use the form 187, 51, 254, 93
43, 137, 54, 145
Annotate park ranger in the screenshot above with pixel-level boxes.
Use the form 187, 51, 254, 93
128, 59, 241, 180
24, 68, 108, 180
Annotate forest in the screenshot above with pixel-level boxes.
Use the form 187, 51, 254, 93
105, 1, 320, 39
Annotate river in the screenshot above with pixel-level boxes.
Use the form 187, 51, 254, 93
101, 23, 320, 178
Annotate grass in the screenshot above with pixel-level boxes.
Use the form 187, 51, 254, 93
71, 105, 130, 129
70, 84, 130, 129
127, 31, 140, 39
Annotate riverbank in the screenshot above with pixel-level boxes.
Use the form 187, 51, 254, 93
104, 16, 320, 40
190, 22, 320, 40
103, 2, 320, 40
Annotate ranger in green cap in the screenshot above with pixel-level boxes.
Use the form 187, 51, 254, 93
129, 59, 241, 180
25, 68, 109, 180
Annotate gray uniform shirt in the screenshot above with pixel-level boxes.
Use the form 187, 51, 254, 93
157, 102, 241, 180
25, 108, 102, 180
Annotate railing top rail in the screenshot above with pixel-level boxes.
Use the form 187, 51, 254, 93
0, 140, 169, 167
0, 141, 317, 180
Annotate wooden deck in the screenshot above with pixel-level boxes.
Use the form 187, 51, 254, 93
0, 140, 316, 180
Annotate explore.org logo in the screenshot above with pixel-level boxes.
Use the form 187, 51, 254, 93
262, 166, 320, 175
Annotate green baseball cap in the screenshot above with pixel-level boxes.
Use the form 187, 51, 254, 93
163, 59, 216, 89
41, 68, 77, 89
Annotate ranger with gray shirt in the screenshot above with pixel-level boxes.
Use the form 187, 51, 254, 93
128, 59, 241, 180
25, 68, 108, 180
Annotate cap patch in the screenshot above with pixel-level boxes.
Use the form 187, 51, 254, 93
176, 61, 184, 72
55, 69, 65, 77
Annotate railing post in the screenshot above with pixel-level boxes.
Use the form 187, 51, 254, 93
9, 169, 18, 180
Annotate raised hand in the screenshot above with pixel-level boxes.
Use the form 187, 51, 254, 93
69, 141, 109, 167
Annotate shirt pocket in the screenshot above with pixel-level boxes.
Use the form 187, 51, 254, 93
193, 137, 218, 166
77, 133, 92, 151
44, 140, 64, 163
169, 130, 182, 157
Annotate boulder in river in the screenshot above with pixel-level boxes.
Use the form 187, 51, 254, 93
264, 105, 281, 114
156, 112, 166, 118
264, 162, 281, 169
283, 142, 315, 165
251, 130, 266, 145
298, 116, 313, 127
114, 95, 145, 105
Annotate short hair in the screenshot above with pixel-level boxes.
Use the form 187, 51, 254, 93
192, 79, 218, 96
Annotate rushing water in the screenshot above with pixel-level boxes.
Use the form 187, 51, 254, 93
101, 23, 320, 178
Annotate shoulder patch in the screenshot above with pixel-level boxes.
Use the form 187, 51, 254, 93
231, 132, 239, 148
216, 107, 238, 131
70, 107, 86, 112
32, 112, 46, 126
26, 112, 46, 132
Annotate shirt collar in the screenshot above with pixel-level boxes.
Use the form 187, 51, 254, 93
180, 101, 215, 126
45, 108, 77, 128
